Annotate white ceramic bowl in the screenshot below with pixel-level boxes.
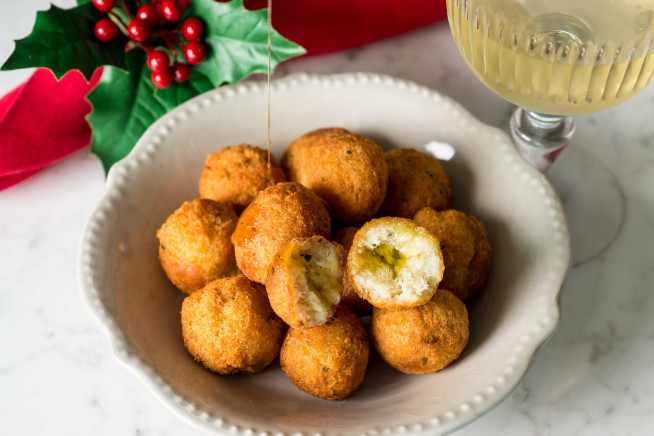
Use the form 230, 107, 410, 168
78, 72, 570, 436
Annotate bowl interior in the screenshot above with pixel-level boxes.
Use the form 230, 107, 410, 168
81, 73, 569, 436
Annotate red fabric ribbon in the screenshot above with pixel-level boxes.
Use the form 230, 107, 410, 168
0, 1, 446, 191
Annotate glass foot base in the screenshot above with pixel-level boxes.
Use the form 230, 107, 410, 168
510, 108, 575, 173
547, 146, 626, 268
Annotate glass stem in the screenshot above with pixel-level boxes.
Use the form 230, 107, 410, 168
509, 107, 575, 173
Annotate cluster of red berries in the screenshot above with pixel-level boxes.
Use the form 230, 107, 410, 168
92, 0, 208, 89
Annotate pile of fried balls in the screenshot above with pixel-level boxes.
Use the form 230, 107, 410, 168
156, 127, 491, 400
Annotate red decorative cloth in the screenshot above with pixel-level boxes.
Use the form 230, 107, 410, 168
0, 1, 447, 190
244, 0, 447, 56
0, 69, 102, 190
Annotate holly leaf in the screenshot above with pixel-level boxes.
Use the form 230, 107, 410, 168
186, 0, 306, 87
76, 0, 139, 8
1, 3, 128, 80
87, 49, 168, 173
154, 71, 215, 110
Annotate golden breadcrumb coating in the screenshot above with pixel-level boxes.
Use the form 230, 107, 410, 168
283, 130, 388, 224
280, 305, 369, 400
156, 198, 238, 294
199, 144, 287, 213
181, 275, 285, 374
370, 288, 469, 374
413, 207, 492, 302
231, 182, 331, 284
281, 127, 349, 183
378, 148, 451, 218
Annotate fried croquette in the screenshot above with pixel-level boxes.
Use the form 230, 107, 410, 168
283, 130, 388, 224
331, 226, 359, 251
413, 207, 492, 302
281, 127, 349, 183
347, 217, 444, 309
266, 236, 345, 328
156, 198, 238, 294
332, 226, 372, 315
378, 148, 451, 218
199, 144, 287, 213
280, 305, 369, 400
370, 288, 469, 374
231, 182, 331, 284
181, 275, 286, 374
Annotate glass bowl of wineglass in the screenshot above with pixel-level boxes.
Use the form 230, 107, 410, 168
446, 0, 654, 264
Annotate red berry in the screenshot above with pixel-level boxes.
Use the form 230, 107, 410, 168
136, 5, 158, 25
147, 50, 170, 73
94, 18, 119, 42
181, 17, 205, 40
172, 63, 191, 83
183, 41, 207, 65
152, 69, 174, 89
93, 0, 116, 13
158, 0, 183, 22
127, 19, 152, 42
153, 0, 190, 7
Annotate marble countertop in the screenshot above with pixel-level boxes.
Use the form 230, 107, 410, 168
2, 1, 654, 435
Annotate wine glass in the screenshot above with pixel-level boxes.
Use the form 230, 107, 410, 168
446, 0, 654, 264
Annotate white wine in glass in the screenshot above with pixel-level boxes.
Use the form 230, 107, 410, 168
446, 0, 654, 170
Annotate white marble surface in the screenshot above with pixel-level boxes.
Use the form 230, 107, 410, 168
1, 1, 654, 435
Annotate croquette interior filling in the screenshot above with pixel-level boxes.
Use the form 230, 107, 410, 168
288, 241, 343, 324
352, 223, 441, 303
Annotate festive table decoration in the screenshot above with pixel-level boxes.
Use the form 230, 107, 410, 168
0, 0, 446, 191
1, 0, 305, 173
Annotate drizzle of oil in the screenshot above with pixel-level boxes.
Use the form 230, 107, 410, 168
266, 0, 273, 184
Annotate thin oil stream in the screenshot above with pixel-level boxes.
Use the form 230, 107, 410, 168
266, 0, 272, 183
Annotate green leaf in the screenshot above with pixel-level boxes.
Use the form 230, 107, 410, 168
154, 71, 215, 110
186, 0, 306, 87
76, 0, 139, 7
1, 3, 128, 80
87, 49, 169, 173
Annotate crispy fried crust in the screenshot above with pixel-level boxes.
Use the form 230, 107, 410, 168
283, 130, 388, 224
156, 198, 238, 294
231, 182, 331, 284
181, 275, 286, 374
413, 207, 492, 302
347, 217, 444, 309
280, 305, 369, 400
199, 144, 287, 213
266, 236, 346, 328
378, 148, 451, 218
370, 288, 469, 374
281, 127, 350, 183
